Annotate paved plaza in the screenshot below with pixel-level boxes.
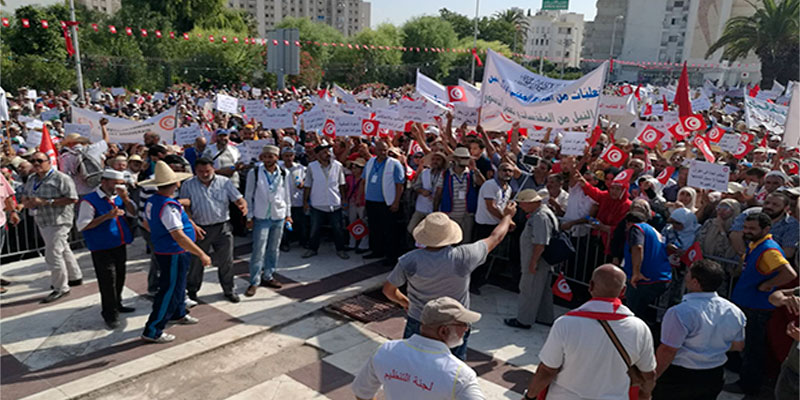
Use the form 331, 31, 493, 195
1, 239, 749, 399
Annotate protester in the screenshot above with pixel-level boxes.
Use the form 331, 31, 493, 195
623, 211, 673, 324
769, 287, 800, 400
303, 143, 349, 260
140, 161, 211, 344
504, 189, 557, 330
653, 259, 746, 400
522, 264, 656, 400
344, 158, 369, 253
726, 212, 798, 396
351, 297, 485, 400
471, 162, 514, 294
434, 147, 485, 243
22, 151, 82, 303
382, 206, 516, 361
180, 157, 247, 303
244, 145, 292, 295
362, 140, 406, 265
279, 145, 308, 251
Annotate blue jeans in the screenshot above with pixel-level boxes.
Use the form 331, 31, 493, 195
249, 218, 284, 286
308, 208, 346, 252
403, 317, 471, 361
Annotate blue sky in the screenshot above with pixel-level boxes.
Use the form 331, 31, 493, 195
370, 0, 598, 28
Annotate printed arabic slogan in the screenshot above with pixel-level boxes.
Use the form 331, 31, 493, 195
479, 49, 608, 131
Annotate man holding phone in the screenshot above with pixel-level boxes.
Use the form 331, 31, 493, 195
76, 169, 137, 329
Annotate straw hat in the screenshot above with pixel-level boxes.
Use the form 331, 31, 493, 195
138, 161, 193, 187
62, 133, 90, 146
451, 147, 471, 159
412, 212, 462, 248
350, 158, 367, 168
516, 189, 543, 203
128, 154, 143, 163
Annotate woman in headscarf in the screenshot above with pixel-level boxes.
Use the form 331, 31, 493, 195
635, 175, 668, 230
662, 207, 701, 305
695, 198, 742, 296
666, 187, 697, 214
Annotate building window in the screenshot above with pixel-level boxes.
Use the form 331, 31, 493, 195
669, 35, 678, 42
674, 0, 683, 6
671, 18, 677, 24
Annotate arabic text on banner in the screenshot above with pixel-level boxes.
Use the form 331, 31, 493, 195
745, 96, 787, 134
479, 49, 607, 130
72, 106, 177, 144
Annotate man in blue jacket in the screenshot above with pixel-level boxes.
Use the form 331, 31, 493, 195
623, 211, 673, 325
76, 169, 137, 329
139, 161, 212, 344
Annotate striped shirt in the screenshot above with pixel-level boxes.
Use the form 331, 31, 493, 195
22, 169, 78, 227
179, 175, 242, 226
436, 168, 470, 217
202, 145, 241, 188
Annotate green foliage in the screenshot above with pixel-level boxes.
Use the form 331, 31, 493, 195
706, 0, 799, 86
401, 16, 458, 80
276, 17, 345, 67
439, 8, 474, 40
4, 54, 76, 92
7, 6, 66, 58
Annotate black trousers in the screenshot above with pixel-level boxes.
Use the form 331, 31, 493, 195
90, 245, 127, 323
652, 364, 724, 400
471, 223, 497, 290
365, 201, 400, 260
281, 206, 309, 248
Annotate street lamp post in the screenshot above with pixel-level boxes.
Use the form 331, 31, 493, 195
560, 37, 573, 78
470, 0, 480, 84
610, 15, 624, 58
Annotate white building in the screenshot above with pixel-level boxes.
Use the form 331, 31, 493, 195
76, 0, 121, 14
226, 0, 371, 38
524, 10, 585, 68
584, 0, 760, 84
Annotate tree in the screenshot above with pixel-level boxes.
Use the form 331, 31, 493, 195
446, 39, 511, 83
705, 0, 799, 87
276, 17, 345, 67
324, 24, 404, 87
401, 16, 459, 80
493, 8, 529, 53
439, 8, 474, 40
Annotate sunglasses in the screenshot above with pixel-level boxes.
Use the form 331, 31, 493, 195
31, 159, 49, 164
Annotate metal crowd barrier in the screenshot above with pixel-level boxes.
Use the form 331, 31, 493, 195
1, 209, 85, 264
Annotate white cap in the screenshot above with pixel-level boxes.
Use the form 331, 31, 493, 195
101, 169, 125, 180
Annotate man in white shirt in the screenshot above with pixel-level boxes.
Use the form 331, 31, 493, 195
201, 130, 241, 187
536, 174, 569, 217
244, 145, 292, 296
278, 146, 308, 252
471, 162, 514, 294
302, 144, 349, 260
522, 264, 656, 400
352, 297, 486, 400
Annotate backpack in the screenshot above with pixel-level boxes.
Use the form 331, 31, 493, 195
76, 147, 104, 189
252, 164, 286, 194
541, 207, 576, 265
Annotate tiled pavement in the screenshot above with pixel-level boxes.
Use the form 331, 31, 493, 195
1, 238, 747, 399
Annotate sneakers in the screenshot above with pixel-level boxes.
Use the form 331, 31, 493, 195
245, 285, 258, 297
41, 290, 70, 303
301, 250, 317, 258
171, 315, 199, 325
337, 251, 350, 260
185, 298, 198, 308
141, 333, 176, 344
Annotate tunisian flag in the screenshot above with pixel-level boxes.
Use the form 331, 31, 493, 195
674, 62, 693, 117
40, 125, 59, 167
552, 272, 573, 301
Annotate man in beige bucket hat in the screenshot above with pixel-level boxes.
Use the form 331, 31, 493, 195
352, 297, 485, 399
382, 201, 516, 361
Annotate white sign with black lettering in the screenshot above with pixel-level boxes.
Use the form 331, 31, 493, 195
174, 125, 204, 146
560, 131, 588, 156
215, 94, 239, 114
687, 160, 729, 192
719, 133, 742, 153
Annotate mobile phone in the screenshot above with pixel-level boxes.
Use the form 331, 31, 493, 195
523, 155, 540, 166
745, 181, 759, 196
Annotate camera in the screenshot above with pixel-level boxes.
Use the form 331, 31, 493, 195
522, 154, 540, 167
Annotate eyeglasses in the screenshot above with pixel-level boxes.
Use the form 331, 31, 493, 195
31, 159, 49, 164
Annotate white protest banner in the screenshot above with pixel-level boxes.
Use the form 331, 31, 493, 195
152, 92, 165, 101
258, 109, 294, 129
27, 130, 42, 146
521, 137, 544, 155
300, 106, 326, 131
719, 133, 742, 153
336, 115, 362, 136
399, 99, 429, 123
640, 103, 665, 118
745, 96, 787, 133
251, 87, 262, 97
215, 94, 239, 114
26, 89, 38, 99
599, 95, 636, 116
480, 49, 606, 130
197, 98, 209, 108
371, 98, 390, 109
25, 119, 44, 130
40, 108, 60, 121
453, 104, 479, 126
723, 104, 740, 114
64, 123, 92, 137
332, 83, 358, 104
242, 100, 266, 120
691, 94, 712, 111
72, 106, 177, 144
458, 79, 482, 107
416, 70, 448, 104
374, 108, 406, 131
239, 140, 271, 164
687, 160, 730, 192
783, 81, 800, 147
174, 125, 204, 146
560, 131, 588, 156
110, 87, 126, 97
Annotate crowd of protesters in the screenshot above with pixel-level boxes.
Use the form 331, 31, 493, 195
0, 79, 799, 400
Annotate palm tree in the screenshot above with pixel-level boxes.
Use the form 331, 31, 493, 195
493, 8, 529, 53
705, 0, 799, 87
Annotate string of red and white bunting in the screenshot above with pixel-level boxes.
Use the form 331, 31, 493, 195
1, 16, 756, 71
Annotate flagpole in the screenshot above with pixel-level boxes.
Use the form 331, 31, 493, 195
69, 0, 85, 104
470, 0, 479, 84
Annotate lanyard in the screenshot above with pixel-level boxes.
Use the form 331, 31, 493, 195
33, 169, 54, 192
262, 166, 279, 191
452, 169, 467, 185
371, 159, 385, 180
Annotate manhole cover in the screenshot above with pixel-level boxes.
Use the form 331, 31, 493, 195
328, 294, 404, 323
